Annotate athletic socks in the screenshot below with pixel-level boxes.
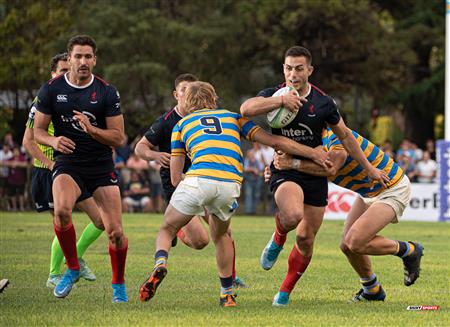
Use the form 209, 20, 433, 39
154, 249, 169, 269
395, 241, 415, 258
279, 245, 312, 294
49, 236, 64, 275
274, 212, 287, 247
77, 223, 103, 258
220, 275, 233, 295
54, 222, 80, 271
360, 273, 381, 294
109, 238, 128, 284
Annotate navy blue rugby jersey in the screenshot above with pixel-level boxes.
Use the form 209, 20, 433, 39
144, 107, 191, 194
258, 83, 341, 178
36, 73, 121, 164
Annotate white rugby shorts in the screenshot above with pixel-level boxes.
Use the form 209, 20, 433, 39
170, 177, 240, 221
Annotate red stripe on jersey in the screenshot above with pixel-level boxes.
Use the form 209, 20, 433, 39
310, 83, 326, 95
48, 74, 64, 85
164, 108, 176, 121
94, 75, 110, 86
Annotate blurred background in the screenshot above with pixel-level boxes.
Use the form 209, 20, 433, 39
0, 0, 445, 215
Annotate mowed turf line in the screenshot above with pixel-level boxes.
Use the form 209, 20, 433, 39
0, 212, 448, 326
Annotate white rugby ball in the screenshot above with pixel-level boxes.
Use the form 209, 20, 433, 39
267, 86, 298, 128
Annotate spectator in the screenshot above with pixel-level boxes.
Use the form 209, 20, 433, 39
381, 139, 395, 158
397, 153, 416, 182
126, 152, 149, 173
425, 138, 436, 161
243, 149, 264, 215
415, 151, 437, 183
116, 134, 132, 162
256, 143, 275, 214
397, 139, 416, 163
410, 141, 423, 162
113, 148, 126, 192
6, 146, 28, 211
122, 171, 152, 213
2, 131, 16, 149
0, 144, 13, 209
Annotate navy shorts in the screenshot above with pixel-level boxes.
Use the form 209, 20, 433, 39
52, 160, 119, 199
269, 169, 328, 207
32, 167, 91, 212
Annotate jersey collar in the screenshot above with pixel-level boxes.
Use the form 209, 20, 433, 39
64, 73, 95, 89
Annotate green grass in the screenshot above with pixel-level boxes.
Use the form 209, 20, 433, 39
0, 212, 449, 326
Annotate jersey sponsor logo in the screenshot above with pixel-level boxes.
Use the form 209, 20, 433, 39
61, 111, 98, 132
110, 171, 118, 183
281, 123, 314, 141
57, 94, 68, 102
90, 91, 98, 104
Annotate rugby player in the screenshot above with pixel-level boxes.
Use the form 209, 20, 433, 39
240, 46, 388, 306
268, 128, 423, 303
135, 73, 246, 287
139, 81, 334, 307
22, 53, 104, 288
34, 35, 128, 302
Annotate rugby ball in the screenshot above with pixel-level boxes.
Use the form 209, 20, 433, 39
266, 86, 298, 128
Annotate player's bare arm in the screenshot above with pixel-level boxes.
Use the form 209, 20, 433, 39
170, 155, 185, 187
73, 111, 125, 147
330, 119, 389, 187
252, 129, 331, 168
274, 150, 347, 177
240, 91, 305, 117
22, 127, 55, 170
135, 137, 171, 168
34, 111, 75, 154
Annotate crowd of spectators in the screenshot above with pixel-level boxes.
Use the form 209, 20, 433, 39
0, 131, 440, 213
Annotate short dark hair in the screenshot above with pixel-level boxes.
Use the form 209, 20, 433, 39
50, 53, 68, 72
284, 46, 312, 65
174, 73, 198, 90
67, 35, 97, 54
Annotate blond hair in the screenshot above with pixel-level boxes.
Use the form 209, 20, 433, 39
184, 81, 218, 112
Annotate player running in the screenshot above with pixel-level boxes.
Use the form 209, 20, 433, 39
240, 45, 388, 307
34, 35, 128, 302
266, 127, 424, 304
139, 81, 332, 307
22, 53, 104, 288
135, 73, 246, 287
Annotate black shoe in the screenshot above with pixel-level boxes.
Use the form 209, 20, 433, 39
171, 236, 178, 247
0, 279, 9, 293
402, 242, 424, 286
349, 287, 386, 302
139, 266, 167, 302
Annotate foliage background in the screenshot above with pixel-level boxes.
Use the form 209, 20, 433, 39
0, 0, 445, 147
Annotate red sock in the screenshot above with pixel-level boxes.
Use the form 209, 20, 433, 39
274, 212, 287, 247
280, 245, 312, 293
54, 222, 79, 270
109, 238, 128, 284
231, 239, 236, 280
177, 229, 186, 243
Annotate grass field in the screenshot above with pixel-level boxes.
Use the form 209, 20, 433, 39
0, 212, 449, 326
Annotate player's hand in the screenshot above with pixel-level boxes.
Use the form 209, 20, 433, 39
52, 136, 75, 154
367, 167, 390, 188
73, 110, 93, 134
156, 152, 171, 168
263, 166, 272, 183
273, 152, 293, 170
311, 147, 332, 169
283, 90, 307, 112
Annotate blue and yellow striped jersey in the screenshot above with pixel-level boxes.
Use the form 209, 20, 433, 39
171, 108, 261, 184
323, 128, 404, 197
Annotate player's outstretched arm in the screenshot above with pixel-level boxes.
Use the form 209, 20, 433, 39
252, 129, 330, 168
73, 111, 125, 147
35, 111, 75, 154
22, 127, 55, 170
170, 155, 185, 187
330, 119, 389, 187
274, 151, 346, 177
135, 137, 171, 168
